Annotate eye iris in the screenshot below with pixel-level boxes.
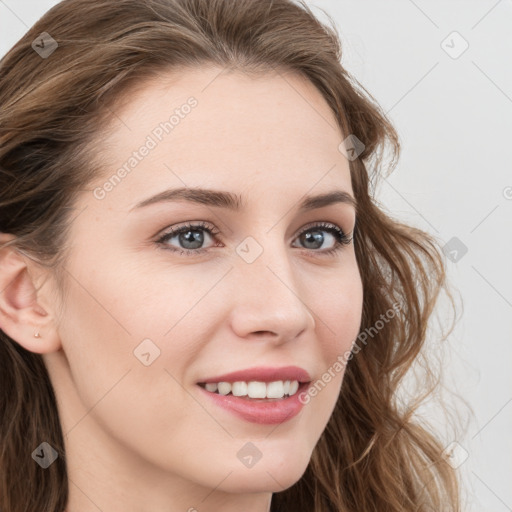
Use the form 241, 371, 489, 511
301, 230, 324, 249
180, 229, 204, 249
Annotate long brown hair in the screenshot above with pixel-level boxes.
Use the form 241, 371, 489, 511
0, 0, 460, 510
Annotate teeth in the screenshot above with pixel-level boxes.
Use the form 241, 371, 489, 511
289, 380, 299, 395
201, 379, 301, 399
217, 382, 231, 395
247, 381, 266, 398
266, 380, 284, 398
232, 381, 248, 396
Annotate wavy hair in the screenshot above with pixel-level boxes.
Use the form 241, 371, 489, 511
0, 0, 460, 510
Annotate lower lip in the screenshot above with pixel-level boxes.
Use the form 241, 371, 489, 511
196, 383, 311, 425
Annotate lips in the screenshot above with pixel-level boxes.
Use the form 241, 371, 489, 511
195, 366, 312, 424
196, 365, 312, 384
196, 380, 312, 424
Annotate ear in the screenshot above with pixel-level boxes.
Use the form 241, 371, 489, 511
0, 233, 61, 354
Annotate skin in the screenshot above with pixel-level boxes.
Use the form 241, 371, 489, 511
0, 66, 363, 512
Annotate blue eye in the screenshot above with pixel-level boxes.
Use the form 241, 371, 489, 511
156, 221, 220, 256
292, 221, 353, 255
156, 220, 353, 257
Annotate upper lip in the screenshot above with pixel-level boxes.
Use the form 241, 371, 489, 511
197, 366, 311, 384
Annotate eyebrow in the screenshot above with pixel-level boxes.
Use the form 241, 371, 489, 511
130, 187, 357, 213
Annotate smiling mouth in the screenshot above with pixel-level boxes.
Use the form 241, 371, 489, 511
196, 380, 309, 400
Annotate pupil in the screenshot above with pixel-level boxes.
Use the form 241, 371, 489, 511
302, 231, 323, 249
180, 230, 204, 249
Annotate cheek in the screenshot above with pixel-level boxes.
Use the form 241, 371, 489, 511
56, 253, 220, 408
295, 265, 363, 426
55, 266, 208, 466
317, 266, 364, 361
54, 266, 178, 408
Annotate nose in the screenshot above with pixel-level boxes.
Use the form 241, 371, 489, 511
228, 240, 316, 343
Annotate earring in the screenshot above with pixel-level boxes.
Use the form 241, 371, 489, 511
34, 331, 42, 338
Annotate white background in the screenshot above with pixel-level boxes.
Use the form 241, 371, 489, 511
1, 1, 511, 510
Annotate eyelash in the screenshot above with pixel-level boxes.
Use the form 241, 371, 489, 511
155, 220, 353, 257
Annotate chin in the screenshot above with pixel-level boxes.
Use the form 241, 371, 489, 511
220, 451, 310, 493
221, 468, 306, 494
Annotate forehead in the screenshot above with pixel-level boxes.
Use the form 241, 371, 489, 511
108, 65, 340, 131
90, 66, 352, 208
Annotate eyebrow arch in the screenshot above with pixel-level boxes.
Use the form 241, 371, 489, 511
130, 187, 357, 213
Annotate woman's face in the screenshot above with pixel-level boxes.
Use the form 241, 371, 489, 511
46, 66, 363, 499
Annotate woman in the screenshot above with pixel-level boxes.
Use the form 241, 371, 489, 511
0, 0, 460, 510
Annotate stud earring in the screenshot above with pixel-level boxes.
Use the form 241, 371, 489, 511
34, 331, 42, 338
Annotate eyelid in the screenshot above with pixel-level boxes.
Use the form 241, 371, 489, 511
295, 220, 344, 235
156, 220, 219, 239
